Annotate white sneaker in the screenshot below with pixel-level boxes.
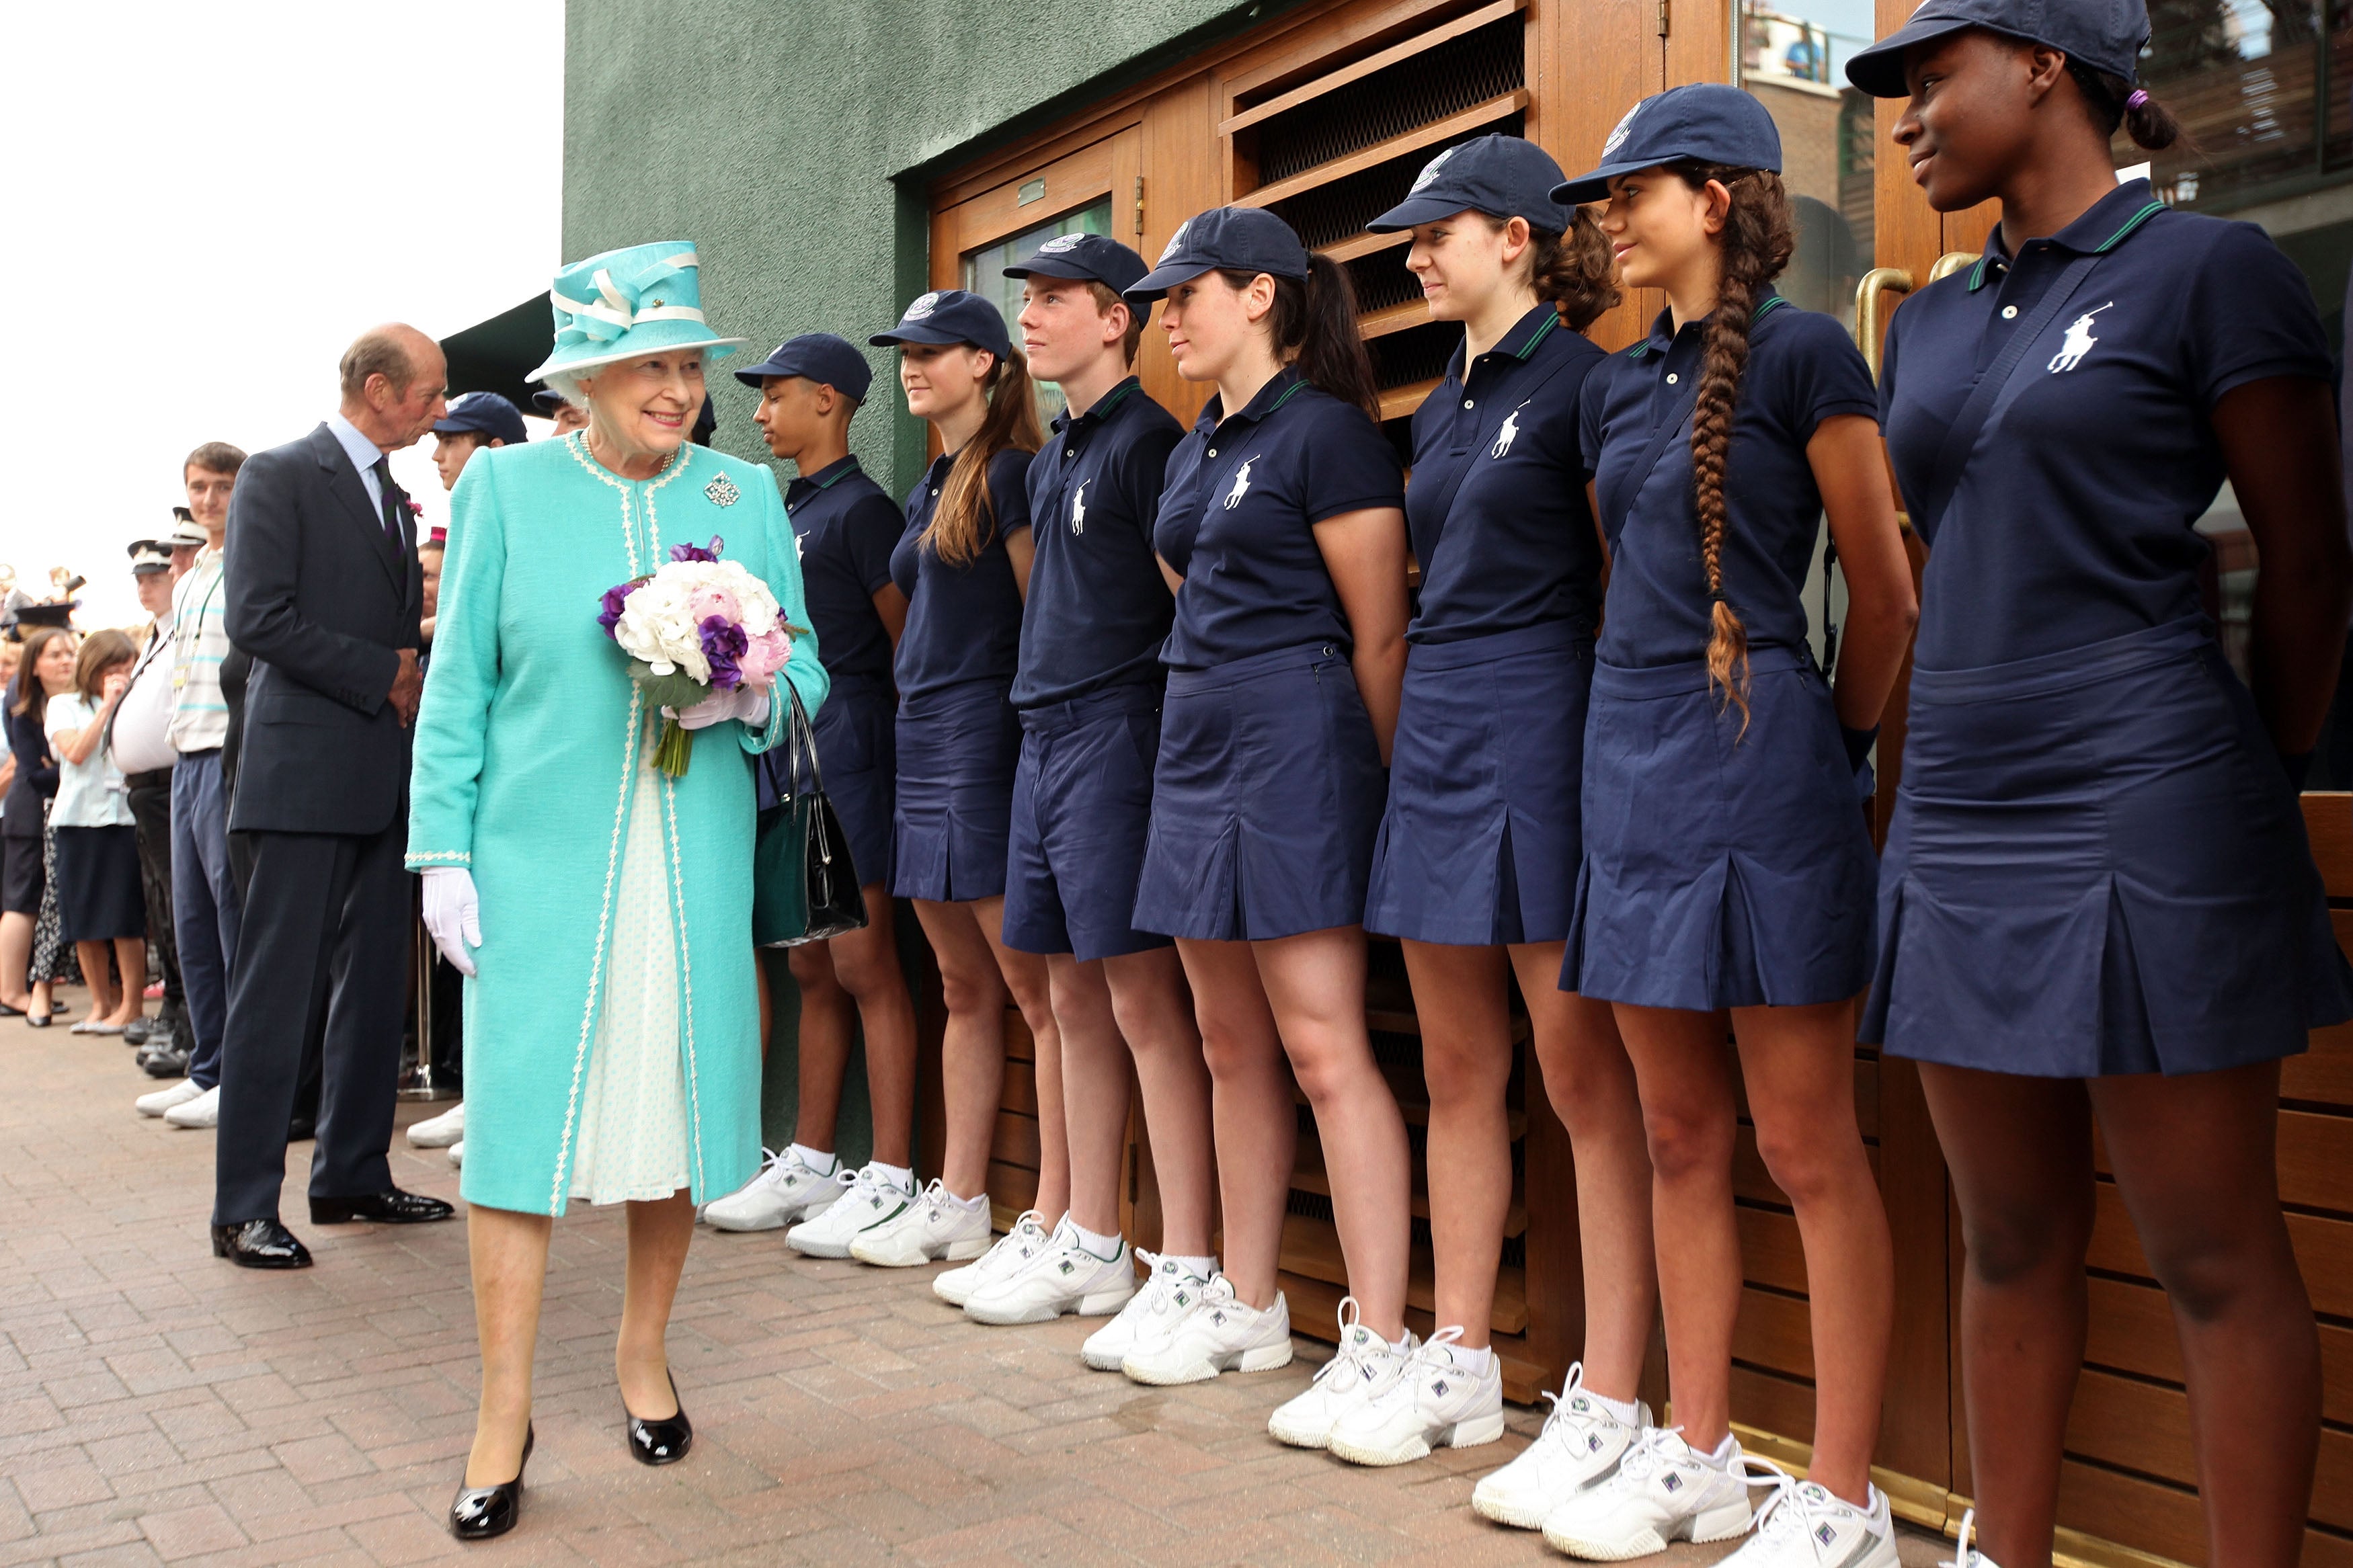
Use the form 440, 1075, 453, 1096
965, 1219, 1137, 1325
1944, 1508, 1999, 1568
1082, 1249, 1207, 1371
163, 1085, 221, 1130
1472, 1362, 1651, 1528
847, 1178, 991, 1268
1267, 1296, 1412, 1449
407, 1101, 465, 1147
1121, 1274, 1293, 1386
702, 1147, 843, 1233
1328, 1324, 1505, 1465
934, 1210, 1051, 1307
1542, 1426, 1753, 1561
1714, 1462, 1898, 1568
135, 1078, 205, 1118
448, 1141, 463, 1168
787, 1164, 916, 1258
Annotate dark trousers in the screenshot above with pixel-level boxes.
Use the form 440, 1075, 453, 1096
212, 819, 409, 1226
229, 831, 322, 1124
124, 772, 184, 1030
170, 753, 240, 1091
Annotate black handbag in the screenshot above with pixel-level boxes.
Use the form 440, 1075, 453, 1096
752, 682, 869, 947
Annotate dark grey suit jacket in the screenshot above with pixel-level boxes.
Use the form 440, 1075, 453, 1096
223, 423, 423, 837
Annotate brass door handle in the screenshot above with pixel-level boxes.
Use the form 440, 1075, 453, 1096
1856, 267, 1914, 382
1928, 249, 1977, 282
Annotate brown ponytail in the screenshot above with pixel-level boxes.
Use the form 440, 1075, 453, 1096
2070, 63, 2190, 153
1673, 161, 1795, 735
924, 347, 1044, 569
1521, 209, 1620, 333
1218, 251, 1382, 420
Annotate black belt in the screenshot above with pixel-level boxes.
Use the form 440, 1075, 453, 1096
123, 768, 175, 790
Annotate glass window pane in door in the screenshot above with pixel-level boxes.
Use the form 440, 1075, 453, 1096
961, 197, 1116, 423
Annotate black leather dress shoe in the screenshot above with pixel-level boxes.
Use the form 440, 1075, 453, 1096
122, 1018, 151, 1044
449, 1423, 532, 1542
143, 1044, 189, 1078
625, 1372, 692, 1465
286, 1116, 315, 1143
211, 1219, 313, 1269
310, 1189, 455, 1225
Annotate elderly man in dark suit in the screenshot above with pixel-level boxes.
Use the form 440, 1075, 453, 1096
210, 323, 456, 1268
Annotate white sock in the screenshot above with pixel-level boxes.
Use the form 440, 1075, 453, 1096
1063, 1219, 1122, 1258
1168, 1254, 1218, 1280
946, 1186, 987, 1210
1390, 1332, 1414, 1356
1590, 1390, 1642, 1426
1451, 1343, 1493, 1372
1704, 1433, 1741, 1468
870, 1161, 913, 1192
788, 1143, 837, 1176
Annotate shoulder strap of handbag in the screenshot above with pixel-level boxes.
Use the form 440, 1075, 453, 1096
1414, 328, 1587, 529
1598, 297, 1786, 544
778, 679, 826, 802
1911, 248, 2104, 538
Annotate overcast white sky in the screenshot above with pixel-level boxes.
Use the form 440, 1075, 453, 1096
1, 3, 565, 628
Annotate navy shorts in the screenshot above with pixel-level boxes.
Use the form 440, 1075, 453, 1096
1865, 616, 2352, 1076
1002, 684, 1172, 962
1566, 645, 1876, 1010
762, 677, 894, 895
891, 682, 1020, 903
1367, 620, 1592, 947
1134, 643, 1388, 942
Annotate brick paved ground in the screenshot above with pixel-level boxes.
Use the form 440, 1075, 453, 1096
0, 993, 1948, 1567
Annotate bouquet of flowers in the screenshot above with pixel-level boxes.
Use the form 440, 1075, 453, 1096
598, 537, 796, 776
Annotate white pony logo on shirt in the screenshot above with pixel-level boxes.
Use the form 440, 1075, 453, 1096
1071, 480, 1089, 535
1490, 402, 1529, 459
2047, 302, 2114, 373
1222, 457, 1256, 509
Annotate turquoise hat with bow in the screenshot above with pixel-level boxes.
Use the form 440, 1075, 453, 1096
524, 241, 750, 382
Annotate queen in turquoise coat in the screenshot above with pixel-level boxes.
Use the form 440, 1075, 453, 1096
407, 242, 830, 1539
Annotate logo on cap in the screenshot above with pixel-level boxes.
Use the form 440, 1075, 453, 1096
1158, 220, 1192, 265
905, 291, 941, 321
1039, 234, 1085, 254
1602, 102, 1643, 158
1410, 146, 1457, 194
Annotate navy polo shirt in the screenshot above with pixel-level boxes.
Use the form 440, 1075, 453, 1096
1153, 368, 1405, 670
889, 444, 1035, 700
1580, 299, 1878, 669
787, 454, 902, 688
1408, 306, 1608, 644
1014, 377, 1187, 708
1881, 177, 2333, 672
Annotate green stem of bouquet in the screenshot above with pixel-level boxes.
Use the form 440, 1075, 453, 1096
652, 718, 694, 778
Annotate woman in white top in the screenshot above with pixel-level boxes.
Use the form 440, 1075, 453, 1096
47, 629, 145, 1034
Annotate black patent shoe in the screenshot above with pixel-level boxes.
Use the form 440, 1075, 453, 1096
625, 1372, 692, 1465
449, 1423, 532, 1542
310, 1188, 455, 1225
211, 1219, 313, 1269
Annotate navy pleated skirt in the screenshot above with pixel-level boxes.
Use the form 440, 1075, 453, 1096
1367, 620, 1592, 946
1863, 616, 2351, 1077
1133, 642, 1387, 942
1566, 645, 1876, 1009
892, 681, 1019, 903
768, 676, 893, 895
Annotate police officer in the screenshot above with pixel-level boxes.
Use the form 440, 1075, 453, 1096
958, 234, 1212, 1344
1542, 87, 1915, 1567
700, 333, 924, 1257
1332, 133, 1657, 1489
1112, 208, 1417, 1446
1848, 2, 2351, 1562
429, 391, 528, 493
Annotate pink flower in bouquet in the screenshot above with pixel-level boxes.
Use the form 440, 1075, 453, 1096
688, 583, 740, 626
737, 625, 793, 688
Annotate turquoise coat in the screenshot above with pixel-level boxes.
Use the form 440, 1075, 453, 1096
406, 434, 828, 1216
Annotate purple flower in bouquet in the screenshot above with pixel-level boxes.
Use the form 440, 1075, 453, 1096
596, 536, 794, 778
699, 616, 748, 692
597, 581, 635, 636
669, 536, 722, 564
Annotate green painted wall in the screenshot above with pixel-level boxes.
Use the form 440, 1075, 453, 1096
563, 0, 1283, 496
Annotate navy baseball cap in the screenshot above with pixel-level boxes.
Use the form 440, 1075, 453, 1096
1004, 233, 1150, 295
1553, 84, 1784, 205
1371, 134, 1574, 233
433, 391, 528, 446
869, 290, 1014, 361
1126, 207, 1310, 303
531, 386, 571, 415
733, 332, 875, 401
1845, 0, 2148, 96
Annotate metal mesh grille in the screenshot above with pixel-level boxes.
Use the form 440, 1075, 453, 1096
1251, 17, 1526, 184
1349, 251, 1423, 315
1372, 321, 1460, 393
1269, 110, 1525, 249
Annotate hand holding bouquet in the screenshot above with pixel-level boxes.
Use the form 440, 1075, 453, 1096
598, 537, 797, 776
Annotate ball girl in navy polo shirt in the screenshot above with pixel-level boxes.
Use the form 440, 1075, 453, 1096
1330, 134, 1661, 1489
1849, 0, 2353, 1560
699, 334, 926, 1258
843, 291, 1070, 1276
1544, 87, 1918, 1568
1113, 208, 1418, 1446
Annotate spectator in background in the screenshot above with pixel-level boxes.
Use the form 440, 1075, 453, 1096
157, 442, 249, 1132
0, 566, 27, 624
419, 529, 446, 649
430, 392, 526, 493
48, 630, 145, 1036
164, 510, 206, 577
44, 567, 75, 605
1, 616, 75, 1023
532, 386, 588, 436
114, 542, 188, 1081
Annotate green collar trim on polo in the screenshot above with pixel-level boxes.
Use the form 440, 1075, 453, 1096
787, 454, 859, 511
1968, 200, 2165, 292
1265, 377, 1311, 414
1513, 310, 1562, 360
1629, 293, 1787, 357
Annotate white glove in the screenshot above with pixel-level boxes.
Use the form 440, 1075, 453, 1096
668, 684, 772, 732
422, 866, 483, 977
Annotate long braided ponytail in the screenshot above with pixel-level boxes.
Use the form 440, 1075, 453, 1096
1675, 161, 1794, 735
